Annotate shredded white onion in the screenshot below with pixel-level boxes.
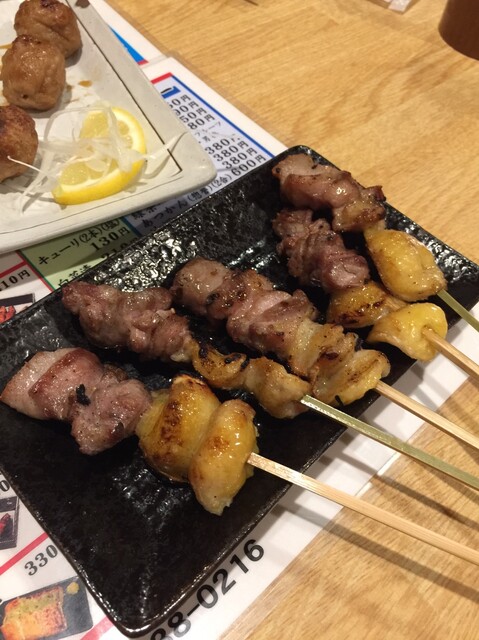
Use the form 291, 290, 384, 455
7, 102, 185, 211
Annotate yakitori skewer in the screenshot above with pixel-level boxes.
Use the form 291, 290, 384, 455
364, 225, 478, 380
169, 258, 479, 451
270, 158, 478, 380
0, 347, 257, 514
2, 348, 478, 565
61, 280, 479, 462
271, 152, 479, 336
284, 207, 479, 384
365, 223, 479, 337
273, 209, 478, 381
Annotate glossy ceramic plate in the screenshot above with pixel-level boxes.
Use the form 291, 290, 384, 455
0, 146, 478, 636
0, 0, 215, 254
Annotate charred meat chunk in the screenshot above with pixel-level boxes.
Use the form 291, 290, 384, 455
62, 281, 192, 362
273, 208, 370, 292
272, 152, 386, 232
0, 348, 151, 454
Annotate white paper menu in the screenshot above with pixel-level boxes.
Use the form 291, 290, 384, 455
1, 2, 478, 639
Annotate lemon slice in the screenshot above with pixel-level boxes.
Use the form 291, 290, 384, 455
52, 106, 146, 206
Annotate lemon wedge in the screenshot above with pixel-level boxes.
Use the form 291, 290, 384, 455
52, 106, 146, 206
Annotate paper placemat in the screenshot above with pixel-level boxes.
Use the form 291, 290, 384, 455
1, 3, 477, 639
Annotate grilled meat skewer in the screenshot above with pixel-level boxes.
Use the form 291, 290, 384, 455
0, 350, 258, 516
272, 152, 447, 301
272, 152, 386, 233
64, 271, 388, 410
62, 281, 310, 419
3, 352, 478, 563
273, 208, 449, 361
171, 258, 390, 406
270, 152, 471, 365
60, 281, 479, 469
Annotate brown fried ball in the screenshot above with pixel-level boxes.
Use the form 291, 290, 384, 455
14, 0, 82, 58
0, 105, 38, 183
1, 35, 66, 111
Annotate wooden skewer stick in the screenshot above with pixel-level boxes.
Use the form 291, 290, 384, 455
422, 328, 479, 382
300, 394, 479, 491
249, 452, 479, 566
375, 380, 479, 450
437, 290, 479, 334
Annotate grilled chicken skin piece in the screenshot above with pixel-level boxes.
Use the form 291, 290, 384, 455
366, 228, 447, 302
367, 303, 448, 361
189, 397, 258, 516
190, 341, 310, 419
327, 281, 407, 329
136, 375, 221, 483
327, 282, 448, 361
136, 373, 258, 515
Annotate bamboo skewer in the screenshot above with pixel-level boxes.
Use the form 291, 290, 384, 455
300, 395, 479, 491
375, 381, 479, 450
249, 452, 479, 566
438, 289, 479, 334
422, 328, 479, 382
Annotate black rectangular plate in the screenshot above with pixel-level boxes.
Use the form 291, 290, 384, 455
0, 146, 478, 637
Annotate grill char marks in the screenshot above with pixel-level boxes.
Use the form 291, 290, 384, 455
273, 208, 370, 292
272, 153, 386, 233
171, 258, 390, 406
0, 348, 151, 454
62, 281, 192, 363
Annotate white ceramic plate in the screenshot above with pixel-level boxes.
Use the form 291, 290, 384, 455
0, 0, 216, 254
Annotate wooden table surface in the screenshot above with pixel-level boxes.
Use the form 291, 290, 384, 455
107, 0, 479, 637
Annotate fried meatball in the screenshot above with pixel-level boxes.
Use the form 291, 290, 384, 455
14, 0, 82, 58
0, 105, 38, 183
1, 36, 66, 111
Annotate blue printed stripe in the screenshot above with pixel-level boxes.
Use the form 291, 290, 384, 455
112, 28, 146, 64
